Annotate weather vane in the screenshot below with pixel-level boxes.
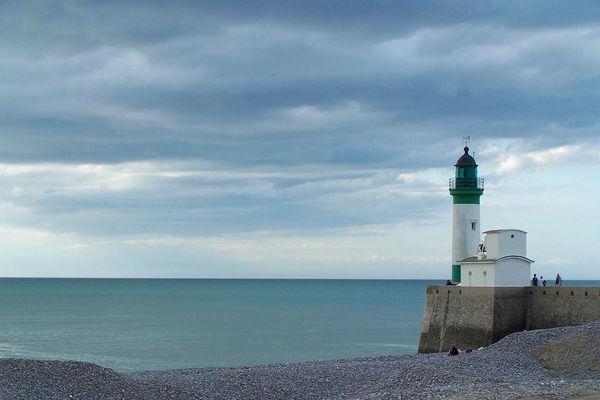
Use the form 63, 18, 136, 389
462, 135, 471, 147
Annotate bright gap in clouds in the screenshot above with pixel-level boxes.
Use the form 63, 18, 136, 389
0, 140, 598, 279
0, 159, 450, 278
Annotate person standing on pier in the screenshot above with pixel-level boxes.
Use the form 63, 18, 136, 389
555, 274, 562, 286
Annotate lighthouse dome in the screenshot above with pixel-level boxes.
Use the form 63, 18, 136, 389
455, 146, 477, 166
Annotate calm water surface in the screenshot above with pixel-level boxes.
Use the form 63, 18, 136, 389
0, 279, 434, 372
0, 278, 596, 372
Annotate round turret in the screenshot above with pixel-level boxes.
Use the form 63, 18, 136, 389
449, 146, 484, 196
455, 146, 477, 167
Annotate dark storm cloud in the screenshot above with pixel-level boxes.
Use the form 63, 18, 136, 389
4, 1, 600, 163
2, 1, 600, 237
7, 1, 600, 53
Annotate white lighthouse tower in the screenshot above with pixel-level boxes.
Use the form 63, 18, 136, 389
449, 146, 484, 283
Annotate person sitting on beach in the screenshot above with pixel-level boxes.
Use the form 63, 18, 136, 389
448, 345, 473, 356
448, 345, 460, 356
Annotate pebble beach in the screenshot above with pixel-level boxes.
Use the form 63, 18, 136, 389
0, 322, 598, 400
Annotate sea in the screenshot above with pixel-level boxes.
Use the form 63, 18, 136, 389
0, 278, 597, 373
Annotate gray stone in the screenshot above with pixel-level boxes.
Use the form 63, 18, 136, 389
418, 285, 600, 353
0, 323, 599, 399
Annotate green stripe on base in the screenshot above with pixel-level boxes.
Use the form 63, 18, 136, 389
450, 188, 483, 204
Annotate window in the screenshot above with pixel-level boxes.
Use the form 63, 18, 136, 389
471, 222, 477, 231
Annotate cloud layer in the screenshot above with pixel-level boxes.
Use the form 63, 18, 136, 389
1, 1, 599, 277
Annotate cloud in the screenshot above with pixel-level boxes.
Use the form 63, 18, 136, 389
1, 1, 600, 277
0, 159, 448, 239
3, 4, 600, 168
374, 25, 600, 91
495, 144, 580, 176
489, 141, 600, 177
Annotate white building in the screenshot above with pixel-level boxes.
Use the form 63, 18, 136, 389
459, 229, 534, 287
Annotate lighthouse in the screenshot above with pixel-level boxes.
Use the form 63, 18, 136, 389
449, 146, 484, 283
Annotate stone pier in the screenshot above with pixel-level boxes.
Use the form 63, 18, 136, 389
418, 285, 600, 353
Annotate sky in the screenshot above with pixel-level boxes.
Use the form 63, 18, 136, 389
1, 0, 599, 279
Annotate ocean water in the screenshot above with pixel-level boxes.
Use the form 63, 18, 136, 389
0, 278, 597, 373
0, 278, 434, 372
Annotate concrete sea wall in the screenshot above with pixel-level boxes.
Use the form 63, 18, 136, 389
418, 285, 600, 353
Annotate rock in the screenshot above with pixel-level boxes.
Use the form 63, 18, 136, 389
0, 323, 599, 399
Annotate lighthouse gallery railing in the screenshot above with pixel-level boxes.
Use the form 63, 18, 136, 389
449, 177, 484, 189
